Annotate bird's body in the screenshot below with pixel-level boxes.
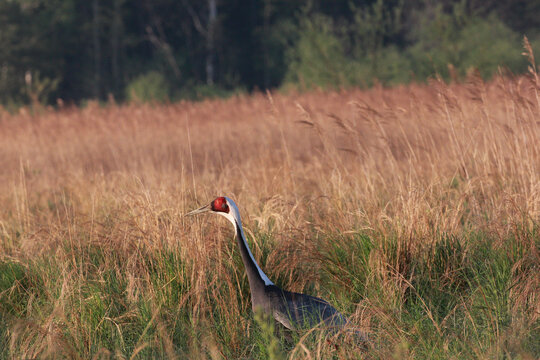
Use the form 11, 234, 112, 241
264, 286, 347, 330
187, 196, 348, 332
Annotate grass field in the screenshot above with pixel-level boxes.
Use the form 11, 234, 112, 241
0, 62, 539, 358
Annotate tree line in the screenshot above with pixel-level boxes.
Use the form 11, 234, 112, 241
0, 0, 539, 107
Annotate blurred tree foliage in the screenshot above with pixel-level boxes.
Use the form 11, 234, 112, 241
0, 0, 538, 106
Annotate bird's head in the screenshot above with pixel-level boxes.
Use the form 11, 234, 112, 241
185, 196, 240, 226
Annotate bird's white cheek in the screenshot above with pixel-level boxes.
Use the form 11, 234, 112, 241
218, 212, 236, 227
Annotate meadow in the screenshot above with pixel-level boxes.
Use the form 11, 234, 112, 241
0, 63, 539, 358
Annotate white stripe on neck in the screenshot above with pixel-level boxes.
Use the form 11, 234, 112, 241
235, 220, 274, 286
221, 197, 274, 286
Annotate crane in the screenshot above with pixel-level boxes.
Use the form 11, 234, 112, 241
186, 196, 349, 332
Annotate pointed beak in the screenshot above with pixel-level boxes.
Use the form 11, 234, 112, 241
185, 203, 212, 216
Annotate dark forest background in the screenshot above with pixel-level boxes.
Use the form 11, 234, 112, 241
1, 0, 539, 107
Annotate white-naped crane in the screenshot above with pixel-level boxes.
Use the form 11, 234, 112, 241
186, 196, 352, 333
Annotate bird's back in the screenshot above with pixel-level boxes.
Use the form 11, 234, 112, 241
263, 285, 347, 331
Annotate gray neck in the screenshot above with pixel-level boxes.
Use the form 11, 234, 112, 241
234, 220, 274, 289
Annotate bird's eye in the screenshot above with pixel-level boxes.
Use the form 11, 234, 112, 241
222, 202, 227, 209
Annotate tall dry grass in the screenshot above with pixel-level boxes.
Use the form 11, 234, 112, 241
0, 53, 538, 358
